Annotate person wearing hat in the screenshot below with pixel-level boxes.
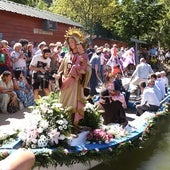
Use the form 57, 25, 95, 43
34, 41, 47, 56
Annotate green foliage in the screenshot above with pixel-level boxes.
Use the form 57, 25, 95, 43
78, 102, 104, 129
8, 0, 29, 5
115, 0, 166, 44
50, 0, 119, 42
8, 0, 49, 9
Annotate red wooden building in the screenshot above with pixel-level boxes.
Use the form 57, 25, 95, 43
93, 37, 127, 48
0, 0, 82, 44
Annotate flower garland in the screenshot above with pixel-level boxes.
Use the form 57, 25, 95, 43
0, 96, 170, 168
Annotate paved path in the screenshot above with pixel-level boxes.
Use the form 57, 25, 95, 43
0, 108, 30, 127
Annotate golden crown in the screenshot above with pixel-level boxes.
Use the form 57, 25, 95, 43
64, 27, 86, 43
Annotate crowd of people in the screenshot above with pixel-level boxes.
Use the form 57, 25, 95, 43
0, 28, 169, 169
0, 29, 169, 123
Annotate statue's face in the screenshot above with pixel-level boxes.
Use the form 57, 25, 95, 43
68, 37, 77, 50
77, 44, 84, 54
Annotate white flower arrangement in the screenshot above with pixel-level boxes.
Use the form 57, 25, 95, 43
18, 94, 73, 148
79, 101, 104, 129
102, 123, 129, 138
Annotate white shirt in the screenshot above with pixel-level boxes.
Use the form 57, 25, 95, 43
141, 87, 160, 106
132, 62, 153, 79
106, 56, 120, 68
34, 49, 42, 56
155, 78, 165, 98
100, 53, 106, 65
153, 84, 163, 101
162, 76, 169, 88
30, 55, 51, 74
11, 51, 27, 69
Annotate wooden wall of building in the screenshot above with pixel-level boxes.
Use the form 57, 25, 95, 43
92, 38, 127, 48
0, 11, 127, 48
0, 11, 72, 44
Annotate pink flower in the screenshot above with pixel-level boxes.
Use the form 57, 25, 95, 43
87, 129, 114, 143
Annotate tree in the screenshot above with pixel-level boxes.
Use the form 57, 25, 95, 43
8, 0, 49, 9
112, 0, 166, 44
8, 0, 29, 5
50, 0, 119, 43
157, 0, 170, 48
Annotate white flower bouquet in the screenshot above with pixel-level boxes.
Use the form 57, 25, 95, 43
102, 123, 129, 138
18, 93, 73, 148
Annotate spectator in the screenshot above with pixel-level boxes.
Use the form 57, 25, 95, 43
11, 42, 27, 77
155, 72, 166, 98
106, 44, 122, 75
0, 41, 11, 75
86, 43, 95, 61
165, 50, 170, 64
0, 71, 18, 113
130, 57, 154, 86
100, 47, 108, 82
136, 81, 160, 116
148, 78, 162, 102
50, 44, 62, 73
29, 47, 51, 99
89, 47, 103, 97
114, 72, 130, 105
160, 70, 169, 94
34, 41, 46, 56
110, 89, 127, 109
104, 73, 115, 91
13, 70, 35, 107
26, 43, 34, 67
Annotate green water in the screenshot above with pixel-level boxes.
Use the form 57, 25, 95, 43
90, 116, 170, 170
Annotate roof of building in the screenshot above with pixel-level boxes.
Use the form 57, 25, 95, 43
0, 0, 82, 27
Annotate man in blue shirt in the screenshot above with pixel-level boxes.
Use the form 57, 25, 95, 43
89, 47, 102, 96
130, 58, 154, 86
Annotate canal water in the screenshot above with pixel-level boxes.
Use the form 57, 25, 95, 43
90, 115, 170, 170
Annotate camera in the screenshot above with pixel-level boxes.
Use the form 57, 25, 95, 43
34, 71, 55, 82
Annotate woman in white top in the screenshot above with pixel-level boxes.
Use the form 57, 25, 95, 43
0, 71, 18, 113
11, 42, 27, 77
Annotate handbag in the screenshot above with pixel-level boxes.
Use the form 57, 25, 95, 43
7, 100, 18, 113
